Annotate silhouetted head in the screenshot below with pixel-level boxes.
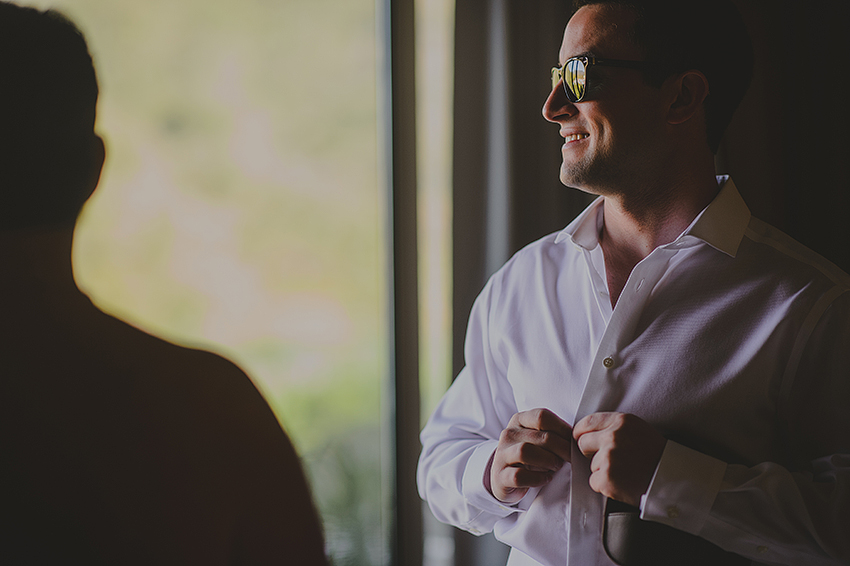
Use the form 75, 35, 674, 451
572, 0, 753, 154
0, 1, 102, 231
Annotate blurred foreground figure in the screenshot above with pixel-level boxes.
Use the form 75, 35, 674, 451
0, 3, 327, 563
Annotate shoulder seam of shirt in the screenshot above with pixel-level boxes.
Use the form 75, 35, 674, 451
743, 220, 850, 289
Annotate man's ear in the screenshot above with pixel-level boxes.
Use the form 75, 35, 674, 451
666, 70, 709, 125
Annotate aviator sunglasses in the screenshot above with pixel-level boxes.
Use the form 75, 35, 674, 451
551, 56, 664, 103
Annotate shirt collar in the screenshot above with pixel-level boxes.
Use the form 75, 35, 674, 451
554, 196, 604, 248
554, 176, 751, 258
678, 176, 751, 258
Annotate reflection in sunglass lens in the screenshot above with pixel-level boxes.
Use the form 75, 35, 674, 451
552, 58, 589, 103
566, 58, 586, 102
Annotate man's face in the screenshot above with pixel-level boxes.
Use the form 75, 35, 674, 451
543, 4, 671, 196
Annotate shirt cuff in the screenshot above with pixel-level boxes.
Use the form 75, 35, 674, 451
639, 440, 726, 535
461, 441, 529, 518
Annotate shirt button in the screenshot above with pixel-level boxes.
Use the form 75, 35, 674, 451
635, 278, 644, 291
602, 357, 615, 369
757, 546, 769, 554
666, 506, 679, 519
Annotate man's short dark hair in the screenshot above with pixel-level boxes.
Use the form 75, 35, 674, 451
573, 0, 753, 154
0, 1, 99, 229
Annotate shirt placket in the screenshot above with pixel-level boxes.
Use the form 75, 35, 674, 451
568, 245, 680, 565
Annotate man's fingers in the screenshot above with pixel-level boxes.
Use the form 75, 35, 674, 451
575, 429, 602, 459
502, 440, 567, 473
571, 412, 667, 507
515, 408, 573, 439
491, 408, 575, 503
572, 411, 619, 439
497, 465, 556, 490
503, 409, 572, 462
573, 413, 620, 459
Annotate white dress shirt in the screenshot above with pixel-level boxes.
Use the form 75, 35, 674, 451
418, 177, 850, 566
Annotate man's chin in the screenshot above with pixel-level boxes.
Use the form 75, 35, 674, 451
560, 160, 610, 196
559, 166, 589, 192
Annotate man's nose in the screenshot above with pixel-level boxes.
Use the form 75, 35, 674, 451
542, 81, 577, 123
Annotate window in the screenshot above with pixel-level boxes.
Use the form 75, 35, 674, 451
17, 0, 464, 562
415, 0, 455, 565
22, 0, 386, 563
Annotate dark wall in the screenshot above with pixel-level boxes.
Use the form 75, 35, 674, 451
723, 0, 850, 274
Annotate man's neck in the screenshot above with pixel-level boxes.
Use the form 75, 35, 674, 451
0, 225, 89, 318
599, 172, 719, 307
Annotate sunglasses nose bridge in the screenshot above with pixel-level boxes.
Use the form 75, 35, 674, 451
551, 66, 563, 92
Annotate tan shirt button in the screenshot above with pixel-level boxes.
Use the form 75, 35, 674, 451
603, 357, 615, 369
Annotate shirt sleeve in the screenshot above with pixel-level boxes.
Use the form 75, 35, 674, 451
640, 287, 850, 566
417, 276, 536, 535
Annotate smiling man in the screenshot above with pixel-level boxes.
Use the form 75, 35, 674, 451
418, 1, 850, 565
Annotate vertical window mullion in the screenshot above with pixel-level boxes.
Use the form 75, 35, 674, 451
381, 0, 423, 564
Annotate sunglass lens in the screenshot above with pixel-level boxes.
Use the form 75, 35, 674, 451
565, 58, 586, 102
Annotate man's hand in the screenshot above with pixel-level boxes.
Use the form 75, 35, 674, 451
573, 412, 667, 507
488, 408, 572, 504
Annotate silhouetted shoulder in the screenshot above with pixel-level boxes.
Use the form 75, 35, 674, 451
2, 301, 327, 565
95, 309, 329, 565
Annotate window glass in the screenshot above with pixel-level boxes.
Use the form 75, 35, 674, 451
18, 1, 385, 563
417, 0, 454, 422
416, 0, 455, 564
